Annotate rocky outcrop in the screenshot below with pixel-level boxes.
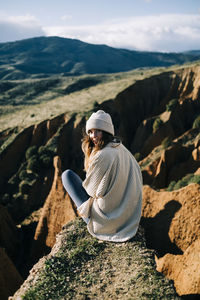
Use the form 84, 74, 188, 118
0, 248, 23, 300
156, 239, 200, 296
142, 184, 200, 296
0, 205, 20, 260
10, 219, 180, 300
0, 114, 69, 191
30, 156, 77, 263
114, 66, 200, 153
0, 126, 34, 188
0, 206, 23, 300
140, 128, 200, 188
30, 114, 66, 146
114, 71, 175, 148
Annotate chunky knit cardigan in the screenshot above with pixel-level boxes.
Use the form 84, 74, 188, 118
78, 142, 143, 242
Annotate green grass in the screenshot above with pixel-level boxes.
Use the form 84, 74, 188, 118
20, 218, 180, 300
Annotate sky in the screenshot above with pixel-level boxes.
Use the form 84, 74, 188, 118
0, 0, 200, 52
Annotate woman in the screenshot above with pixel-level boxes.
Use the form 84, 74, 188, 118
62, 110, 143, 242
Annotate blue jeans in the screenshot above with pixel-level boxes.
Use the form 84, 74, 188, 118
61, 169, 90, 224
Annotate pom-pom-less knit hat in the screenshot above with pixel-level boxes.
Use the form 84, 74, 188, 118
86, 110, 114, 136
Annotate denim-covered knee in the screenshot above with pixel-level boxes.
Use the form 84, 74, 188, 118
62, 169, 72, 180
61, 169, 72, 189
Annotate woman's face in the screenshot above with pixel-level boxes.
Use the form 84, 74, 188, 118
88, 129, 103, 145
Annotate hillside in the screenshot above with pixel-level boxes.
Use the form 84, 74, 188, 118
0, 36, 200, 80
0, 66, 179, 132
0, 63, 200, 299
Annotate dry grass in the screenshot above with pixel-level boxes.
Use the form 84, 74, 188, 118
0, 65, 185, 132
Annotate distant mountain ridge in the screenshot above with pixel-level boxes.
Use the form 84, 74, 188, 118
0, 36, 200, 80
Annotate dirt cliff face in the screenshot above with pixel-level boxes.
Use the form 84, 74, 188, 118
140, 128, 200, 188
0, 248, 23, 300
156, 239, 200, 296
0, 205, 20, 260
142, 184, 200, 296
30, 156, 77, 263
114, 66, 200, 154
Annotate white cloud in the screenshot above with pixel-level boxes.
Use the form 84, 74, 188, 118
61, 14, 72, 22
0, 13, 200, 52
44, 14, 200, 52
0, 14, 45, 43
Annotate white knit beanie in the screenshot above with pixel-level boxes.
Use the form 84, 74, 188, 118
86, 110, 114, 136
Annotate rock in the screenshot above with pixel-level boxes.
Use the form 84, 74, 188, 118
0, 126, 34, 187
192, 146, 200, 161
156, 239, 200, 296
115, 66, 200, 150
142, 184, 200, 253
0, 205, 20, 260
142, 184, 200, 296
115, 71, 175, 148
30, 114, 65, 146
30, 156, 77, 262
195, 167, 200, 175
0, 248, 23, 300
140, 128, 200, 188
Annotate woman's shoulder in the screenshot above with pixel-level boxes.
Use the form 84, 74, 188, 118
92, 142, 119, 161
102, 142, 121, 154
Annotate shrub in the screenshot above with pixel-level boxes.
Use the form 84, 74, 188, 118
161, 137, 172, 149
166, 99, 178, 111
173, 174, 193, 190
27, 157, 40, 173
189, 174, 200, 185
167, 181, 176, 191
8, 173, 20, 186
93, 101, 99, 109
134, 152, 142, 162
153, 118, 163, 133
167, 174, 200, 191
25, 146, 38, 160
192, 115, 200, 129
19, 181, 31, 194
39, 154, 53, 168
1, 193, 10, 205
19, 170, 28, 181
38, 146, 55, 157
38, 146, 55, 168
13, 192, 26, 204
19, 170, 38, 181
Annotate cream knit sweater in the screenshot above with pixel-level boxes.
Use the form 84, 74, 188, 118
78, 142, 143, 242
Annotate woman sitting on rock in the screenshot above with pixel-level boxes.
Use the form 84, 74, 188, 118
62, 110, 143, 242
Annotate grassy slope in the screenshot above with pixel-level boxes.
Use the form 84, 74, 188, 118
16, 218, 180, 300
0, 64, 190, 132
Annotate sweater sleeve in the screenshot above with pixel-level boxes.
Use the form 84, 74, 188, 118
77, 197, 94, 218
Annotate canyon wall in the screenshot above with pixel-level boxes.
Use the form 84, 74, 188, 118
1, 65, 200, 298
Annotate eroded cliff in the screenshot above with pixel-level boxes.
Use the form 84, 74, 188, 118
1, 64, 200, 298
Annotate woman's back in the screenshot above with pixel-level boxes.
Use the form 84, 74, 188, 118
79, 142, 143, 242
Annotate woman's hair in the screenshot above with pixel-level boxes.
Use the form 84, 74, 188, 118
81, 130, 114, 171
